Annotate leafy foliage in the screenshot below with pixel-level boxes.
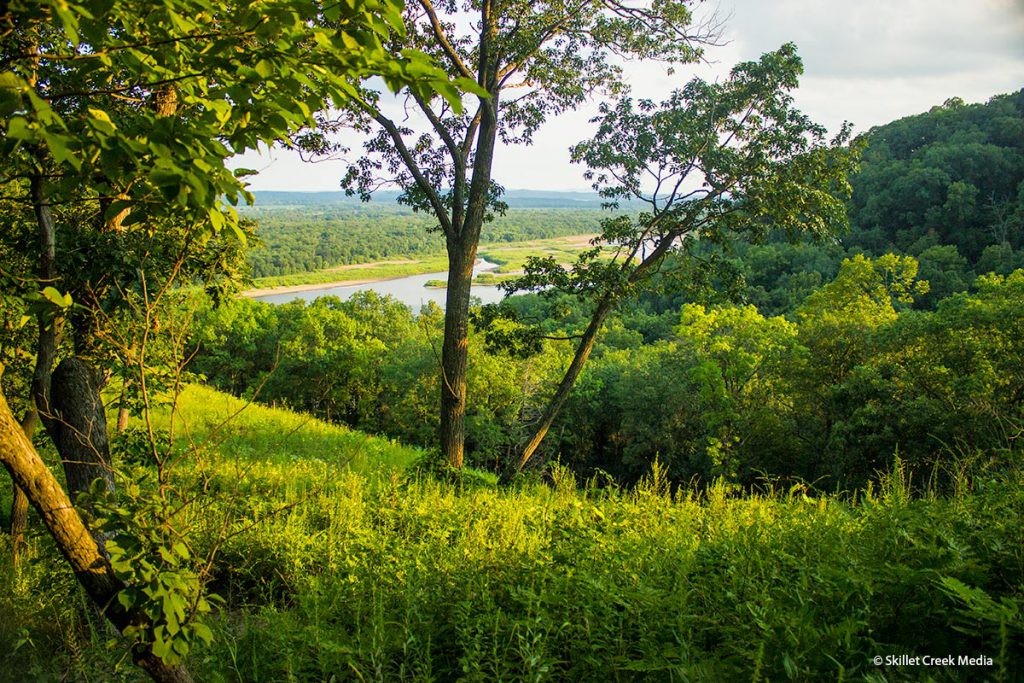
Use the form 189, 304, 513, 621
846, 90, 1024, 261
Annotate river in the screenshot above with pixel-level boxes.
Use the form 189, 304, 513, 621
252, 259, 506, 309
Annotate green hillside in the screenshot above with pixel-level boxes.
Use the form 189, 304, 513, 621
3, 385, 1021, 681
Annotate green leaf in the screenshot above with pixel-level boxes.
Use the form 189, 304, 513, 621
207, 207, 225, 232
0, 71, 24, 116
151, 634, 171, 660
6, 116, 33, 141
191, 622, 213, 645
41, 131, 81, 171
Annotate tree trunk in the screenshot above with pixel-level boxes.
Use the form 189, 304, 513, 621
439, 244, 476, 469
507, 234, 677, 479
438, 86, 498, 468
48, 357, 115, 502
9, 410, 38, 562
508, 297, 616, 479
29, 173, 58, 418
0, 382, 193, 683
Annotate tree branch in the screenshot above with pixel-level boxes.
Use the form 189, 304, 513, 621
415, 0, 475, 81
363, 104, 453, 235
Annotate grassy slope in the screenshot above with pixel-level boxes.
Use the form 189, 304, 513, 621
2, 385, 1022, 681
140, 384, 424, 472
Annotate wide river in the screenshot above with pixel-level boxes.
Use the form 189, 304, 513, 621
253, 259, 506, 309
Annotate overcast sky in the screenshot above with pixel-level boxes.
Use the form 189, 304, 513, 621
229, 0, 1024, 192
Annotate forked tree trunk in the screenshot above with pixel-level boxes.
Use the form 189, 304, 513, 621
0, 382, 193, 683
437, 79, 498, 469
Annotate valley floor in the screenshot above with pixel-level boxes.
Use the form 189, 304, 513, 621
240, 233, 600, 296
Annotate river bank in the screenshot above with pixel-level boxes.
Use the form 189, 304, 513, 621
240, 233, 601, 300
240, 257, 448, 297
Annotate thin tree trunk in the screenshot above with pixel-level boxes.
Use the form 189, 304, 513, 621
508, 232, 679, 478
509, 297, 616, 478
29, 173, 58, 418
0, 382, 193, 683
116, 377, 130, 433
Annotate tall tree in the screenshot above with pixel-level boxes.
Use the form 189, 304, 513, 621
494, 44, 862, 474
342, 0, 722, 468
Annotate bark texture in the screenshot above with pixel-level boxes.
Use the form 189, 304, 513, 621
0, 385, 193, 683
48, 357, 115, 502
440, 247, 475, 469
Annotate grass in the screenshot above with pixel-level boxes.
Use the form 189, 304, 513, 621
139, 384, 424, 472
2, 386, 1022, 682
478, 234, 600, 273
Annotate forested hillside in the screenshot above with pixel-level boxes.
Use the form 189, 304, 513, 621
663, 90, 1024, 313
847, 91, 1024, 261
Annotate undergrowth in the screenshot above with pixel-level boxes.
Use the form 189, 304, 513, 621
1, 388, 1021, 681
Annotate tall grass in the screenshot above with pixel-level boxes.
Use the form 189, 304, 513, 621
2, 389, 1021, 681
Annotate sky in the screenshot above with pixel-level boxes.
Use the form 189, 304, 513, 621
229, 0, 1024, 193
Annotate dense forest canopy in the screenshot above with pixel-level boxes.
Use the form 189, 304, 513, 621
846, 90, 1024, 261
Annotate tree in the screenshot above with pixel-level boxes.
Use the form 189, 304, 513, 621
342, 0, 723, 468
1, 0, 458, 679
845, 89, 1024, 262
496, 44, 861, 475
788, 253, 927, 481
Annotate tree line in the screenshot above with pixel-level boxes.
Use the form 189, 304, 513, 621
191, 253, 1023, 492
244, 206, 610, 278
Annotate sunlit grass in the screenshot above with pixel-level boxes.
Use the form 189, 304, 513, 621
131, 384, 423, 473
3, 387, 1020, 682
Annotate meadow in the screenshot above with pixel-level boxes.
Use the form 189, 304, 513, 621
2, 385, 1021, 682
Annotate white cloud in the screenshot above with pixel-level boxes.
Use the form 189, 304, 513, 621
229, 0, 1024, 192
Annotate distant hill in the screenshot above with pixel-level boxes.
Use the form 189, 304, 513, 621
847, 88, 1024, 262
250, 189, 611, 209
